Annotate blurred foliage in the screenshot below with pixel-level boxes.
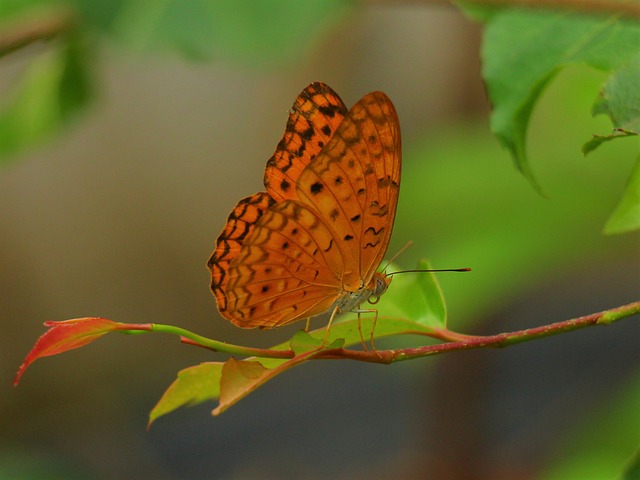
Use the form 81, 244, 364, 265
604, 155, 640, 234
461, 6, 640, 183
0, 0, 350, 161
68, 0, 351, 62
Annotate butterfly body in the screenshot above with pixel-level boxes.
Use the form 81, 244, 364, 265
208, 83, 401, 329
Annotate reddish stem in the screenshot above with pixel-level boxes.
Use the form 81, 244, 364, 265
314, 300, 640, 364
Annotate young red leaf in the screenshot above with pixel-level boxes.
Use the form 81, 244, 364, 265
14, 317, 152, 386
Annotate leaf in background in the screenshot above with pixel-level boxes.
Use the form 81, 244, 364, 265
474, 8, 640, 189
590, 55, 640, 131
582, 128, 638, 155
148, 362, 222, 427
603, 156, 640, 234
105, 0, 351, 64
382, 259, 448, 329
0, 32, 93, 163
14, 317, 152, 386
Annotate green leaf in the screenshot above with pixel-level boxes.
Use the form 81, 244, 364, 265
591, 56, 640, 131
106, 0, 351, 65
148, 362, 222, 427
289, 329, 324, 355
604, 156, 640, 234
383, 259, 448, 329
289, 329, 343, 355
478, 10, 640, 189
0, 32, 93, 162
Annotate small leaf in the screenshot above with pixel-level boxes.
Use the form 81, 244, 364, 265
604, 156, 640, 234
379, 259, 448, 330
14, 317, 151, 385
289, 329, 345, 355
148, 362, 222, 427
290, 330, 324, 354
582, 128, 638, 155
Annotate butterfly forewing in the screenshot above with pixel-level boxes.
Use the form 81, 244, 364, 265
264, 83, 347, 203
295, 91, 401, 290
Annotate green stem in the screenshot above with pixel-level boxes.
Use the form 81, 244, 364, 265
149, 323, 292, 359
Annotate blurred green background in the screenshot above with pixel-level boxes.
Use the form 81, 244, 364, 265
1, 1, 638, 479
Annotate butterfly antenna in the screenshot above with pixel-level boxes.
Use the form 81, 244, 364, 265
387, 267, 471, 276
382, 241, 414, 272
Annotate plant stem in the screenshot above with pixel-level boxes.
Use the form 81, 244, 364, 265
317, 300, 640, 363
149, 323, 292, 359
142, 301, 638, 363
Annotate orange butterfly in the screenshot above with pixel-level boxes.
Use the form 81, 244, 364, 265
208, 82, 401, 330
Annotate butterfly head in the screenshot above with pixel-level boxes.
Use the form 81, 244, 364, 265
368, 272, 392, 305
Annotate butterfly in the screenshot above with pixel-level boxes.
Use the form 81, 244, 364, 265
207, 82, 401, 330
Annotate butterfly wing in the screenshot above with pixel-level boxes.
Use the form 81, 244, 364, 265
294, 91, 401, 290
264, 82, 347, 202
208, 192, 275, 313
210, 86, 401, 329
221, 200, 346, 328
209, 83, 348, 326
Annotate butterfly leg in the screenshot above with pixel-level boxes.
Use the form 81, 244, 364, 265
304, 317, 311, 332
356, 311, 368, 352
322, 305, 341, 345
353, 308, 380, 355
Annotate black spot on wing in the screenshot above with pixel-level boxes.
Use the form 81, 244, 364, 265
310, 182, 323, 194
